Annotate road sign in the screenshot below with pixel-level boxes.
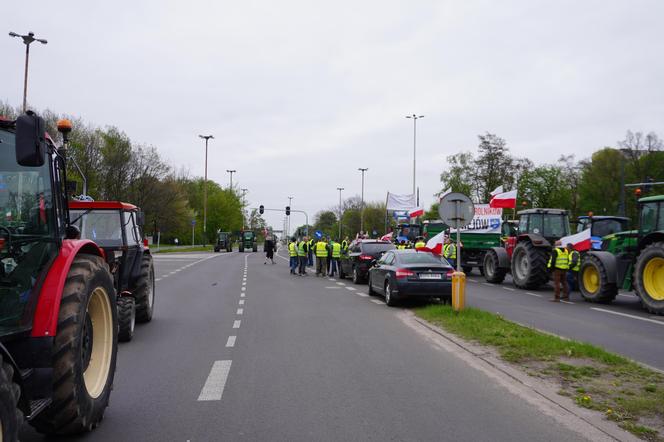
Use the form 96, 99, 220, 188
191, 219, 196, 226
315, 230, 323, 239
438, 192, 474, 229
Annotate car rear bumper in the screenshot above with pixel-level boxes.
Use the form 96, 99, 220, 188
395, 281, 452, 298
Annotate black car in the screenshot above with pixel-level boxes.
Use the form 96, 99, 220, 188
367, 249, 453, 306
339, 240, 396, 283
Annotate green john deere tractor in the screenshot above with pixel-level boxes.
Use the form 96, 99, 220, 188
579, 195, 664, 314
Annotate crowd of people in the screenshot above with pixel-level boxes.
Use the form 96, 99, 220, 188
286, 235, 350, 277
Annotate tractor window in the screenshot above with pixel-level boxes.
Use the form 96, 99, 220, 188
524, 214, 569, 237
70, 209, 123, 247
519, 217, 529, 234
123, 212, 140, 246
640, 203, 658, 234
591, 219, 629, 237
0, 128, 59, 333
577, 218, 590, 233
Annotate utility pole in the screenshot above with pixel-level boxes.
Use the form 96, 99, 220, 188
358, 168, 368, 234
9, 31, 48, 112
337, 187, 344, 239
241, 188, 248, 228
226, 169, 236, 190
198, 135, 214, 236
405, 114, 424, 199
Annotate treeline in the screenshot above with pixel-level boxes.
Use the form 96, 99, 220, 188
433, 131, 664, 222
299, 197, 387, 240
0, 103, 244, 243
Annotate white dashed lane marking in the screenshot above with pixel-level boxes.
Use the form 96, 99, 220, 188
345, 287, 356, 291
239, 299, 245, 305
237, 308, 244, 315
591, 307, 664, 326
233, 320, 241, 328
503, 287, 516, 291
240, 293, 245, 298
370, 299, 384, 305
226, 336, 236, 347
356, 293, 370, 298
525, 292, 542, 298
325, 286, 342, 289
197, 360, 232, 401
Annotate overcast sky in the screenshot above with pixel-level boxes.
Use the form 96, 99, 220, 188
2, 1, 663, 232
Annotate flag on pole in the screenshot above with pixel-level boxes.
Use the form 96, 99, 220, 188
423, 231, 446, 255
559, 229, 592, 252
386, 192, 416, 210
408, 207, 424, 218
490, 185, 504, 196
489, 189, 517, 209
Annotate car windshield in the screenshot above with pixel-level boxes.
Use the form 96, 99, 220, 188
69, 209, 123, 247
0, 128, 58, 333
361, 243, 395, 254
398, 252, 447, 265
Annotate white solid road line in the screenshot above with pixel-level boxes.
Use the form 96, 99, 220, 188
239, 299, 245, 305
237, 308, 244, 315
197, 360, 232, 401
325, 286, 342, 289
233, 320, 241, 328
591, 307, 664, 326
525, 292, 542, 298
370, 299, 384, 305
226, 336, 236, 347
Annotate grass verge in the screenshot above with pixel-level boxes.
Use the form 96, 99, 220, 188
153, 245, 214, 253
414, 304, 664, 441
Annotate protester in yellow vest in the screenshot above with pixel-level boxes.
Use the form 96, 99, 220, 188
328, 240, 342, 277
297, 236, 308, 276
315, 239, 328, 277
547, 240, 569, 301
443, 238, 458, 269
288, 238, 298, 275
414, 237, 426, 249
566, 243, 580, 293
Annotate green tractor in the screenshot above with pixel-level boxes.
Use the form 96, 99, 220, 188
579, 195, 664, 314
214, 231, 233, 253
238, 230, 258, 252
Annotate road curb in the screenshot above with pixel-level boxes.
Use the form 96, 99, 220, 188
401, 311, 639, 442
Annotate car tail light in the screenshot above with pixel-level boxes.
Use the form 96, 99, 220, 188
446, 270, 454, 280
395, 268, 415, 279
359, 254, 374, 261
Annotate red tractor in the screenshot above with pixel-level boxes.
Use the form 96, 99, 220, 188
0, 112, 117, 439
483, 208, 571, 289
69, 200, 156, 342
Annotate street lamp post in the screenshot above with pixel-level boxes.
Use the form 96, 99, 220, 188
226, 169, 236, 190
358, 168, 368, 234
287, 196, 293, 237
405, 114, 424, 201
241, 188, 248, 227
9, 31, 48, 112
337, 187, 344, 239
198, 135, 214, 236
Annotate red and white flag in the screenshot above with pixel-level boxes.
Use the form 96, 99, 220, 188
489, 189, 517, 209
559, 229, 592, 252
408, 207, 424, 218
490, 185, 504, 196
422, 231, 446, 255
380, 232, 393, 241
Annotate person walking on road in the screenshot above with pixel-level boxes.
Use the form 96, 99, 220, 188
315, 237, 328, 277
548, 240, 570, 302
264, 236, 275, 265
328, 239, 342, 277
288, 237, 298, 274
566, 243, 580, 292
297, 236, 309, 275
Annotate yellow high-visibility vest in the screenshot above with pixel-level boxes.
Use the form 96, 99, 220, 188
297, 241, 306, 257
415, 241, 426, 249
444, 244, 457, 259
569, 250, 580, 272
547, 248, 569, 270
315, 241, 328, 257
288, 242, 298, 257
332, 242, 341, 258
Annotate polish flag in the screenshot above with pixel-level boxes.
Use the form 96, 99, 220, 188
380, 232, 393, 241
559, 229, 592, 252
490, 185, 504, 196
422, 231, 446, 255
408, 207, 424, 218
489, 189, 517, 209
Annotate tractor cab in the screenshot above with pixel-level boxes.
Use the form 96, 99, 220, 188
239, 230, 257, 252
215, 231, 232, 252
516, 208, 570, 244
576, 215, 630, 250
395, 223, 423, 243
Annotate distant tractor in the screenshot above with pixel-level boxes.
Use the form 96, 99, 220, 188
0, 112, 117, 438
69, 201, 156, 342
483, 209, 571, 289
579, 196, 664, 314
214, 231, 233, 252
238, 230, 258, 252
576, 215, 630, 250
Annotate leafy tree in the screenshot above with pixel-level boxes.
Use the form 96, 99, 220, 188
314, 210, 337, 236
474, 133, 514, 202
438, 152, 475, 198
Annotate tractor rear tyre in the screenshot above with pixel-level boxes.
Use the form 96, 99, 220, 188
117, 297, 136, 342
633, 242, 664, 315
483, 249, 506, 284
0, 354, 22, 442
511, 241, 549, 289
31, 254, 117, 435
579, 254, 617, 303
134, 254, 155, 323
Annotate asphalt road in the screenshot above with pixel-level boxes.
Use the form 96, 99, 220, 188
20, 249, 593, 441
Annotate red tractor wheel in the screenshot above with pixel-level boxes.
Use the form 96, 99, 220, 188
31, 254, 118, 435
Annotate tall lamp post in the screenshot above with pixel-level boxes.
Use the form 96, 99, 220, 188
226, 169, 236, 190
337, 187, 344, 239
405, 114, 424, 202
358, 168, 368, 233
241, 188, 248, 227
287, 196, 294, 237
198, 134, 214, 236
9, 31, 48, 112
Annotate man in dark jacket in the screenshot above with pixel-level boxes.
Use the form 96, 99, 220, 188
264, 236, 275, 265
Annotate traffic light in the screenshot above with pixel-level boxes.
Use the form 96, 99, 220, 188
259, 205, 264, 214
286, 206, 290, 216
